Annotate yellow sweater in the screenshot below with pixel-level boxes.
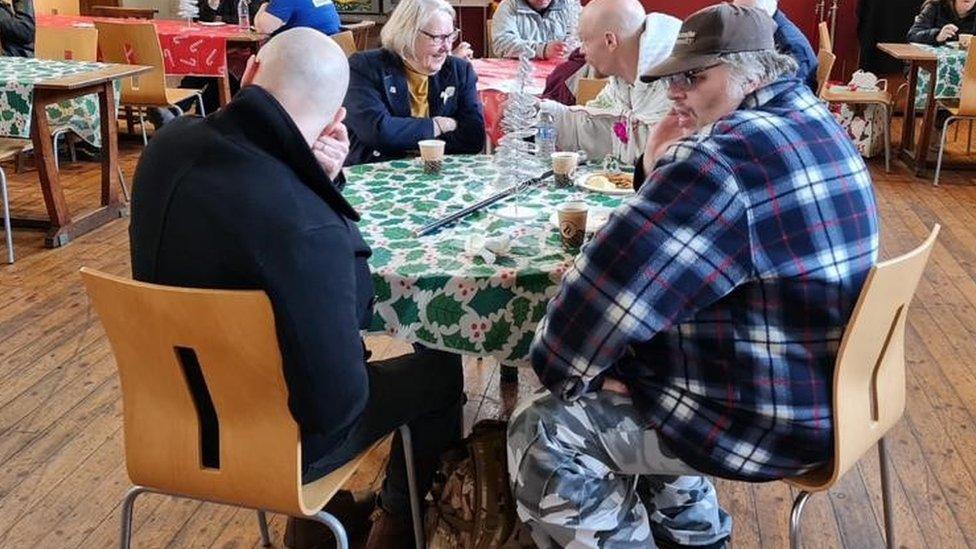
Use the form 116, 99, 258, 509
404, 65, 429, 118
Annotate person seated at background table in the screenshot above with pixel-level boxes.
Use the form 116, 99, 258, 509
0, 0, 34, 57
908, 0, 976, 44
538, 4, 680, 166
540, 47, 594, 105
491, 0, 573, 59
343, 0, 484, 165
253, 0, 341, 36
734, 0, 818, 90
129, 28, 464, 549
507, 5, 878, 547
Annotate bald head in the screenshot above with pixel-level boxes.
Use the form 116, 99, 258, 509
245, 28, 349, 145
577, 0, 647, 82
580, 0, 645, 41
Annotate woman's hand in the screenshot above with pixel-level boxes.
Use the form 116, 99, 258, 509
452, 41, 474, 60
433, 116, 457, 136
938, 23, 959, 43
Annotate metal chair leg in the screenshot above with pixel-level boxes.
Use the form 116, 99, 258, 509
119, 486, 151, 549
197, 94, 207, 117
789, 490, 812, 549
312, 510, 349, 549
399, 425, 424, 549
53, 130, 63, 171
934, 115, 957, 186
882, 103, 891, 173
878, 438, 897, 549
256, 510, 271, 547
1, 167, 13, 264
138, 110, 148, 146
117, 166, 130, 202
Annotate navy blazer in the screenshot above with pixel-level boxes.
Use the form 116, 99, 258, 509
344, 48, 485, 165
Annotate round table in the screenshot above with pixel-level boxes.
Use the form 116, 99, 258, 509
344, 154, 625, 373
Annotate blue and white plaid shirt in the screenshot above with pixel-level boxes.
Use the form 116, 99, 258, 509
530, 78, 879, 481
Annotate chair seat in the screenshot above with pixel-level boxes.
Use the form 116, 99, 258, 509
300, 435, 391, 515
0, 138, 31, 162
935, 99, 973, 116
122, 87, 203, 108
823, 88, 892, 105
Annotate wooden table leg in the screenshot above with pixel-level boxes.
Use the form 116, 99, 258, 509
217, 74, 232, 107
900, 61, 919, 157
30, 93, 71, 236
100, 81, 120, 208
913, 60, 938, 176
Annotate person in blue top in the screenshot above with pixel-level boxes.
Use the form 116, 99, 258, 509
342, 0, 485, 165
733, 0, 818, 90
253, 0, 341, 36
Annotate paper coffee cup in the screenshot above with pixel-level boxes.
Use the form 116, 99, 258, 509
552, 151, 579, 188
418, 139, 446, 174
961, 33, 973, 48
557, 201, 588, 250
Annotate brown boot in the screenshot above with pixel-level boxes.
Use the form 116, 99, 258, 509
284, 490, 376, 549
364, 508, 416, 549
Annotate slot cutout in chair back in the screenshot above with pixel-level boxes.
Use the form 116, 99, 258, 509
175, 346, 220, 470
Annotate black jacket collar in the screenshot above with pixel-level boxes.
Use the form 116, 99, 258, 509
212, 85, 360, 222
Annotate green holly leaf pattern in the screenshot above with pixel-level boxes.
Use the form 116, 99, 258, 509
442, 331, 479, 352
427, 294, 465, 327
511, 297, 531, 326
391, 296, 420, 325
483, 318, 511, 352
508, 332, 535, 362
468, 285, 515, 318
374, 277, 392, 302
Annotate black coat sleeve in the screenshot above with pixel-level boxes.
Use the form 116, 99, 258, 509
0, 0, 35, 56
907, 2, 944, 44
442, 60, 486, 155
257, 223, 369, 438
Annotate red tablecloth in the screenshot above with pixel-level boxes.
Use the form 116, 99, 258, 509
38, 14, 263, 77
471, 58, 562, 145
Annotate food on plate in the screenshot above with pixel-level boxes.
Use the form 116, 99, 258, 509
586, 172, 633, 191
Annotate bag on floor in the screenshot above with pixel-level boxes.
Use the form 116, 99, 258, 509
831, 102, 886, 158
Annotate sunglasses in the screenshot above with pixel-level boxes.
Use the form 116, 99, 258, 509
663, 64, 721, 91
419, 29, 461, 46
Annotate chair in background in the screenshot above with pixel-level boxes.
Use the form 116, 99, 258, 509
34, 0, 79, 16
0, 139, 31, 264
95, 21, 205, 145
819, 54, 892, 172
814, 48, 835, 98
575, 77, 607, 106
340, 19, 376, 51
90, 5, 157, 18
486, 19, 494, 58
818, 21, 832, 54
79, 268, 426, 549
783, 225, 940, 549
332, 30, 357, 57
934, 39, 976, 185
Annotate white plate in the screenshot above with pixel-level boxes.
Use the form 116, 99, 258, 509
575, 172, 635, 195
549, 206, 611, 234
198, 21, 228, 26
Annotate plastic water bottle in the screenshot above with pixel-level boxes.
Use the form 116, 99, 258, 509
238, 0, 250, 30
536, 110, 556, 161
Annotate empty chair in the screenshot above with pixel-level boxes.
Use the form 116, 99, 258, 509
90, 5, 157, 18
79, 268, 425, 549
0, 139, 31, 264
95, 21, 205, 145
783, 225, 940, 549
332, 30, 357, 57
34, 0, 79, 16
934, 40, 976, 185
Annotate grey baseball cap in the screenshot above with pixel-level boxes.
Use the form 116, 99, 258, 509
640, 4, 776, 83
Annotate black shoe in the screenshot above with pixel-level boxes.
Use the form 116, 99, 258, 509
283, 490, 376, 549
145, 106, 178, 130
654, 535, 729, 549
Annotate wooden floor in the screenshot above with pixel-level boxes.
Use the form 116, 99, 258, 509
2, 129, 976, 549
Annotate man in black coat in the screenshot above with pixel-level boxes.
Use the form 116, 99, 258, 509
129, 28, 463, 549
0, 0, 34, 57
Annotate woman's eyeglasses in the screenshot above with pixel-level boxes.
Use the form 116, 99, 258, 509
663, 64, 720, 91
420, 29, 461, 46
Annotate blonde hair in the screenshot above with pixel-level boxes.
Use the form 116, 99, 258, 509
380, 0, 456, 61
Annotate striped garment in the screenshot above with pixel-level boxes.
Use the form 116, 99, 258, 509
529, 78, 879, 481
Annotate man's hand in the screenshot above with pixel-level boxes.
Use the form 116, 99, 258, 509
452, 41, 474, 60
313, 107, 349, 181
433, 116, 457, 136
938, 23, 959, 43
643, 110, 690, 174
543, 40, 569, 59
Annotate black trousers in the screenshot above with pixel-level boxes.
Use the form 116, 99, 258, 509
303, 346, 464, 516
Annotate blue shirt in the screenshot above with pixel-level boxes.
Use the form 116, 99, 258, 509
529, 78, 879, 482
265, 0, 341, 36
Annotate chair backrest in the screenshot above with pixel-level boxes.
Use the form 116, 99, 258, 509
486, 19, 494, 57
79, 268, 322, 515
332, 30, 357, 57
815, 49, 836, 98
818, 21, 831, 53
34, 0, 80, 16
94, 21, 168, 105
956, 40, 976, 115
90, 5, 156, 18
575, 77, 607, 105
786, 225, 940, 492
35, 26, 99, 62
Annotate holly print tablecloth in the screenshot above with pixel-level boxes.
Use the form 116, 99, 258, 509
0, 57, 121, 147
344, 155, 624, 365
914, 44, 966, 110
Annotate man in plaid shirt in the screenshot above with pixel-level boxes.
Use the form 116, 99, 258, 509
507, 4, 879, 548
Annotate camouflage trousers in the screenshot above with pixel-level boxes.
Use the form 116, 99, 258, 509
507, 390, 732, 548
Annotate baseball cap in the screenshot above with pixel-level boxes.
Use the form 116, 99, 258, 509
640, 4, 776, 83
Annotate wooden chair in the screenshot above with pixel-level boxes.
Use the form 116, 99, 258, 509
34, 0, 80, 16
814, 48, 835, 98
332, 30, 357, 57
94, 21, 205, 145
78, 268, 425, 549
821, 64, 893, 173
340, 19, 376, 51
818, 21, 831, 54
575, 77, 607, 105
0, 139, 31, 264
90, 5, 157, 18
934, 39, 976, 185
486, 19, 494, 58
784, 225, 940, 549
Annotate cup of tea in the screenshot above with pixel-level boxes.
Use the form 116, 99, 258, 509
418, 139, 446, 175
551, 151, 579, 188
557, 201, 588, 250
960, 33, 974, 48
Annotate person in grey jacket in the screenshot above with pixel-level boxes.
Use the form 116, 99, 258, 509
491, 0, 573, 59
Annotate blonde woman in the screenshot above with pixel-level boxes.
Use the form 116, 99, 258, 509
343, 0, 485, 165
